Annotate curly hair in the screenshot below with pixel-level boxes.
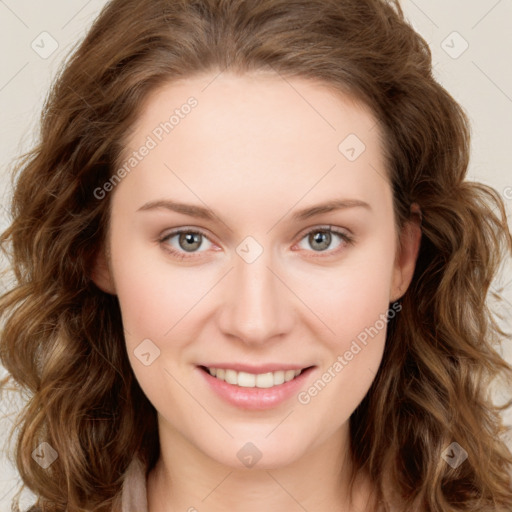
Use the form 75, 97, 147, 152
1, 0, 512, 511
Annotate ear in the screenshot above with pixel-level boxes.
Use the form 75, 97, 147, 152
390, 203, 422, 302
90, 245, 117, 295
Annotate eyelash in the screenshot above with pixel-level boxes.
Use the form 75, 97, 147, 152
158, 226, 354, 261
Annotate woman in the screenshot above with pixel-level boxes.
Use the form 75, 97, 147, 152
1, 0, 511, 511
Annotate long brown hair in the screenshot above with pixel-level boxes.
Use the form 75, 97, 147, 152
1, 0, 512, 510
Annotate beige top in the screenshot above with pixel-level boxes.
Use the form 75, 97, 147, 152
121, 456, 149, 512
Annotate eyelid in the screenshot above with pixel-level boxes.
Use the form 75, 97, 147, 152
158, 226, 219, 256
159, 226, 214, 243
293, 223, 353, 242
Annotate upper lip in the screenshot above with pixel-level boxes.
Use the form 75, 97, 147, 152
199, 363, 314, 374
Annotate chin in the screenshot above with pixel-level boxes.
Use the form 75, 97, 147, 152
201, 433, 309, 470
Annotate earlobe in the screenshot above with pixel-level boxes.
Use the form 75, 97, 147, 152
90, 247, 117, 295
390, 204, 422, 302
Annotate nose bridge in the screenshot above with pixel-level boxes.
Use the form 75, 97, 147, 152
218, 243, 293, 344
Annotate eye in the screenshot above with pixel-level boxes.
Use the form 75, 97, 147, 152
159, 229, 214, 260
295, 226, 354, 256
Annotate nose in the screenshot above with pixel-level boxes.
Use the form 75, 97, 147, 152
217, 247, 295, 346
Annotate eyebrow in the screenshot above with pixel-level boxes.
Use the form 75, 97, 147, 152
137, 198, 371, 222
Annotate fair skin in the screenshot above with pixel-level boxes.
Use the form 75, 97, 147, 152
92, 71, 421, 511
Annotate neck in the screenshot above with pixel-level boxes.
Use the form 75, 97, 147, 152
146, 419, 377, 512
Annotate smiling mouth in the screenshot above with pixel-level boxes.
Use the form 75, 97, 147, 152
199, 365, 314, 388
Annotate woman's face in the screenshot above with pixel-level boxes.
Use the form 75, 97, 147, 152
94, 72, 420, 469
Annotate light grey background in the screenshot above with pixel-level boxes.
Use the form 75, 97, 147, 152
1, 0, 511, 509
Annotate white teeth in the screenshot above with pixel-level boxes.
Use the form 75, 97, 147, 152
224, 369, 238, 385
255, 372, 274, 388
237, 371, 256, 387
207, 367, 304, 388
273, 370, 285, 385
285, 370, 296, 381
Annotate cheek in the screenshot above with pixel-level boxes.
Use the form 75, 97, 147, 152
109, 227, 212, 340
296, 258, 395, 422
109, 238, 205, 407
292, 236, 396, 348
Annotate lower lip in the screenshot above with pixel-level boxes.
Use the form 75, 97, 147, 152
197, 366, 315, 410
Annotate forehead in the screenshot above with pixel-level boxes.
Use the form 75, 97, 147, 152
125, 71, 380, 153
114, 71, 390, 217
